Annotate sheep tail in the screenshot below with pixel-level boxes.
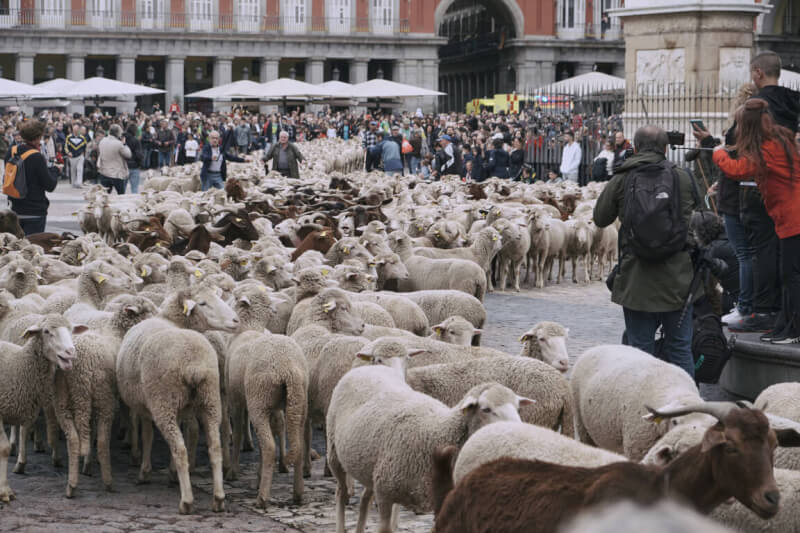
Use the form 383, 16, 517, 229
183, 365, 215, 391
432, 445, 458, 516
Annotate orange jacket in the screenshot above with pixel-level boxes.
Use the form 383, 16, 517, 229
713, 140, 800, 239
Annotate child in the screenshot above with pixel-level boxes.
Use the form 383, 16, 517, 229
184, 134, 199, 164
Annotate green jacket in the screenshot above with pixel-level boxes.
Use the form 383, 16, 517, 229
263, 142, 304, 179
593, 151, 702, 313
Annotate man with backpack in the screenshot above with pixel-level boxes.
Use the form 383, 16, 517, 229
593, 125, 702, 377
3, 120, 58, 235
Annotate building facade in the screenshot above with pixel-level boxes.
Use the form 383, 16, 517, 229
0, 0, 795, 112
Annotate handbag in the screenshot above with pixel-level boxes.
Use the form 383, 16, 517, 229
402, 139, 413, 154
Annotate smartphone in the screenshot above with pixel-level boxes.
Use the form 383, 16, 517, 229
690, 119, 707, 132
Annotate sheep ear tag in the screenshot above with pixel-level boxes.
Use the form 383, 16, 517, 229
95, 274, 106, 285
356, 353, 374, 362
321, 268, 329, 277
342, 247, 349, 255
140, 267, 147, 277
194, 269, 203, 278
183, 300, 196, 316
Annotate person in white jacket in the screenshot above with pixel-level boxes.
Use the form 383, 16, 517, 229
594, 139, 616, 181
559, 131, 582, 182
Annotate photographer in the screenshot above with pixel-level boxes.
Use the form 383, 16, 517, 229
594, 125, 702, 377
690, 212, 740, 316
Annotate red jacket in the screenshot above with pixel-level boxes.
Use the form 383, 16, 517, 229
713, 140, 800, 238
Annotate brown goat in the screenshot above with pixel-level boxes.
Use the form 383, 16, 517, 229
127, 217, 172, 250
224, 177, 246, 202
290, 229, 337, 261
433, 403, 800, 533
0, 209, 24, 239
467, 183, 487, 201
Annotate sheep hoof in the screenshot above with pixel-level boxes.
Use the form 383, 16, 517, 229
52, 456, 63, 468
212, 496, 226, 513
0, 487, 15, 502
256, 496, 269, 510
309, 449, 321, 461
178, 500, 194, 515
225, 470, 238, 482
278, 462, 289, 474
104, 484, 115, 493
65, 484, 76, 499
12, 462, 25, 475
241, 442, 254, 452
136, 471, 151, 485
292, 493, 303, 506
303, 468, 311, 479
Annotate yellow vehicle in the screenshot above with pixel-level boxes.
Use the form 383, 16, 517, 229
465, 94, 532, 114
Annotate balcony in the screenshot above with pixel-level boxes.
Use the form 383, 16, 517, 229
0, 7, 410, 35
558, 21, 622, 41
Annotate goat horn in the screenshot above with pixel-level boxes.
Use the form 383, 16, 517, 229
643, 401, 748, 424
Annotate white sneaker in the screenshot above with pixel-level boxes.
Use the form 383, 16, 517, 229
722, 308, 744, 326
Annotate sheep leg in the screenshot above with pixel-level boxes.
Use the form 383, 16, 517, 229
96, 412, 113, 492
497, 257, 508, 292
154, 416, 194, 514
584, 253, 592, 283
329, 441, 349, 533
45, 404, 62, 467
184, 415, 199, 474
0, 421, 15, 502
512, 259, 522, 292
375, 494, 395, 533
558, 253, 566, 283
137, 416, 153, 484
129, 412, 141, 466
227, 407, 244, 481
33, 417, 45, 453
79, 412, 94, 476
64, 421, 80, 498
13, 424, 29, 474
355, 487, 374, 533
197, 409, 225, 513
250, 408, 276, 509
242, 420, 255, 452
303, 417, 312, 478
270, 411, 288, 474
8, 426, 16, 457
571, 257, 578, 283
391, 504, 400, 531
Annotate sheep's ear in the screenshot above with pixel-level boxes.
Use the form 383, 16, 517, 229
517, 396, 536, 407
346, 272, 359, 281
140, 265, 152, 277
238, 296, 251, 307
652, 445, 676, 466
322, 300, 337, 313
432, 324, 444, 335
93, 272, 107, 284
124, 305, 139, 315
183, 299, 197, 316
455, 395, 479, 414
356, 352, 374, 362
518, 332, 533, 342
406, 348, 426, 358
22, 324, 42, 339
72, 324, 89, 335
321, 268, 330, 277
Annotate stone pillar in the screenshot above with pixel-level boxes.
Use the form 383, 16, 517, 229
15, 53, 34, 85
116, 55, 137, 114
213, 56, 233, 87
66, 55, 85, 115
575, 61, 595, 75
351, 58, 368, 84
260, 57, 279, 82
165, 56, 185, 113
306, 57, 324, 84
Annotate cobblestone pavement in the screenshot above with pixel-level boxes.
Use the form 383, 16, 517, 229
2, 183, 727, 531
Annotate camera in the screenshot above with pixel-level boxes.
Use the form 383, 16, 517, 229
667, 130, 685, 146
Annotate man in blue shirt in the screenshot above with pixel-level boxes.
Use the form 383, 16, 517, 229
370, 131, 403, 175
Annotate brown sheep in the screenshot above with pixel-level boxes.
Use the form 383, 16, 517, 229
291, 230, 338, 262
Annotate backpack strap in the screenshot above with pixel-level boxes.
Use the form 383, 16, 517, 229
20, 149, 38, 160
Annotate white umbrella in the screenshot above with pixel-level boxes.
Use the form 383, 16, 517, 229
62, 77, 164, 99
317, 80, 357, 98
780, 69, 800, 88
0, 78, 54, 99
33, 78, 77, 96
185, 80, 265, 99
349, 79, 445, 98
241, 78, 333, 99
536, 72, 626, 95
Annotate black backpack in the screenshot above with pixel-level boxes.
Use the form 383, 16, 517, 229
591, 157, 608, 182
692, 313, 732, 384
621, 160, 688, 261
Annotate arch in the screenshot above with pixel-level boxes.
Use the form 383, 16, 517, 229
434, 0, 524, 40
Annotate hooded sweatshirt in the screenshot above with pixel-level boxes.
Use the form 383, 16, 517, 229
756, 85, 800, 133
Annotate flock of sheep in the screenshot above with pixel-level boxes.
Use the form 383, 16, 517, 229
0, 137, 798, 533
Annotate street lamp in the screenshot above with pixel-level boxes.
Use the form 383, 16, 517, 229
146, 64, 155, 83
242, 66, 249, 80
332, 67, 340, 81
289, 66, 296, 79
96, 64, 105, 77
376, 67, 384, 79
195, 65, 203, 80
46, 64, 55, 80
0, 65, 3, 78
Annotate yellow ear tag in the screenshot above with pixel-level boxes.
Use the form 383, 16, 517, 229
651, 416, 664, 424
155, 242, 162, 247
435, 327, 442, 336
321, 268, 329, 276
258, 286, 267, 293
194, 269, 203, 278
240, 260, 248, 266
97, 275, 106, 284
320, 231, 327, 237
183, 303, 190, 315
235, 217, 242, 222
140, 268, 147, 276
343, 247, 349, 254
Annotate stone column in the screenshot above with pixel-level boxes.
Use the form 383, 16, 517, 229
65, 55, 85, 115
15, 53, 34, 84
351, 58, 368, 84
213, 56, 233, 87
575, 61, 595, 75
165, 56, 185, 113
116, 55, 137, 114
306, 57, 324, 84
260, 57, 279, 82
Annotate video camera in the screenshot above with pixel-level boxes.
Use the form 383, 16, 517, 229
667, 130, 685, 147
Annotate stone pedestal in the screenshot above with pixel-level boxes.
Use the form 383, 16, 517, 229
613, 0, 770, 138
165, 56, 185, 114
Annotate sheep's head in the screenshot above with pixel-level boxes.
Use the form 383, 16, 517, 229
387, 231, 411, 254
372, 253, 409, 282
254, 257, 293, 290
334, 263, 374, 293
431, 316, 480, 347
354, 337, 425, 379
22, 315, 87, 371
168, 285, 240, 333
0, 258, 39, 297
82, 261, 135, 300
133, 253, 169, 285
231, 282, 276, 330
455, 382, 535, 436
106, 294, 159, 330
519, 321, 569, 373
293, 267, 334, 300
313, 288, 365, 335
478, 227, 503, 256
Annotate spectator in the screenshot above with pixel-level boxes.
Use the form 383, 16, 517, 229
65, 122, 88, 188
262, 130, 304, 179
362, 120, 379, 171
484, 136, 510, 179
124, 123, 144, 194
97, 124, 131, 195
5, 120, 57, 235
432, 134, 462, 178
370, 131, 404, 176
612, 130, 632, 169
420, 153, 434, 179
559, 130, 582, 182
713, 98, 800, 344
234, 118, 251, 154
141, 118, 154, 169
593, 139, 615, 181
200, 130, 247, 191
545, 170, 563, 184
593, 125, 702, 377
155, 119, 174, 168
407, 128, 423, 174
508, 137, 525, 180
184, 134, 199, 164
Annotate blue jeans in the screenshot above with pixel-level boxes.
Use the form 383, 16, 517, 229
18, 215, 46, 235
724, 213, 754, 315
408, 155, 421, 174
158, 151, 170, 168
128, 168, 140, 194
623, 307, 695, 378
142, 148, 152, 169
202, 171, 223, 191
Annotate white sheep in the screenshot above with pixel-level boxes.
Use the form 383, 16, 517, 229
755, 382, 800, 470
492, 218, 531, 292
327, 347, 532, 533
565, 218, 593, 284
566, 501, 735, 533
0, 315, 85, 502
413, 227, 503, 291
518, 321, 570, 372
571, 344, 711, 461
116, 285, 238, 514
401, 290, 487, 330
430, 315, 480, 346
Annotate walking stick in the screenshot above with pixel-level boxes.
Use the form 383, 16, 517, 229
696, 160, 718, 216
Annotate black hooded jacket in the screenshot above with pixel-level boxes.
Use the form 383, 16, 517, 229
756, 85, 800, 133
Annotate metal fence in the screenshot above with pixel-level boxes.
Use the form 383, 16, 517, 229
522, 81, 800, 183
